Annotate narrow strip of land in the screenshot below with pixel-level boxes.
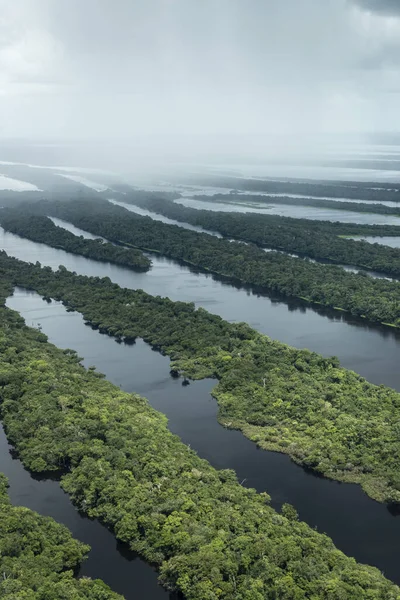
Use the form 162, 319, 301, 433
167, 173, 400, 203
194, 191, 400, 217
0, 209, 150, 271
0, 475, 121, 598
24, 198, 400, 328
117, 192, 400, 276
1, 278, 398, 598
2, 252, 400, 505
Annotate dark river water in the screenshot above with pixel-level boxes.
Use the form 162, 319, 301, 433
6, 288, 400, 589
3, 224, 400, 389
2, 225, 400, 591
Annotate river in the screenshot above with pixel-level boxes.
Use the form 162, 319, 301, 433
107, 199, 222, 236
2, 224, 400, 389
0, 390, 173, 599
6, 289, 400, 588
108, 199, 396, 281
174, 196, 400, 225
3, 226, 400, 590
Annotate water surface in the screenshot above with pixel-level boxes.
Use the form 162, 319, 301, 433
6, 289, 400, 586
175, 197, 400, 225
348, 236, 400, 248
2, 225, 400, 390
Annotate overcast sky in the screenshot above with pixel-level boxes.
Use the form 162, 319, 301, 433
1, 0, 400, 140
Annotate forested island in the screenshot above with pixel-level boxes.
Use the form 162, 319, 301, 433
119, 193, 400, 276
0, 280, 123, 599
0, 476, 121, 598
2, 251, 400, 505
0, 273, 399, 599
169, 174, 400, 203
0, 209, 151, 271
23, 198, 400, 327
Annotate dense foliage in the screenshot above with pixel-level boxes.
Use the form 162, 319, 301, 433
8, 183, 400, 237
0, 294, 399, 599
27, 198, 400, 327
2, 252, 400, 505
0, 472, 121, 599
173, 174, 400, 203
120, 193, 400, 276
0, 208, 151, 271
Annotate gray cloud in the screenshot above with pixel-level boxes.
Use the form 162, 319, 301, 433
353, 0, 400, 16
0, 0, 400, 141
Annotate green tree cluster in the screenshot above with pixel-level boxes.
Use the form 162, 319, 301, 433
119, 193, 400, 277
2, 252, 400, 504
0, 209, 150, 271
26, 198, 400, 327
0, 473, 121, 599
0, 296, 398, 599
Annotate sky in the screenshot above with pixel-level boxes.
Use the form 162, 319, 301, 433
1, 0, 400, 141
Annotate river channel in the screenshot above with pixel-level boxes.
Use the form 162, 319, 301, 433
2, 225, 400, 589
174, 196, 400, 225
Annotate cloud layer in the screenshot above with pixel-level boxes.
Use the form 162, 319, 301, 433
0, 0, 400, 139
354, 0, 400, 16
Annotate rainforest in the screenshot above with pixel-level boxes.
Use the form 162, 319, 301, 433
0, 209, 150, 271
16, 197, 400, 327
0, 278, 398, 599
5, 2, 400, 597
115, 192, 400, 276
1, 251, 400, 505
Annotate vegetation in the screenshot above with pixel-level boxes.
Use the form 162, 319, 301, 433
26, 198, 400, 327
0, 209, 151, 271
2, 252, 400, 505
120, 193, 400, 277
0, 472, 121, 599
173, 174, 400, 203
0, 285, 399, 599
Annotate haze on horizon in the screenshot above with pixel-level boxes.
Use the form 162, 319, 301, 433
1, 0, 400, 164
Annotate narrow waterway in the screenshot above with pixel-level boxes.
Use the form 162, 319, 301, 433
2, 225, 400, 390
348, 235, 400, 248
108, 199, 396, 281
0, 405, 173, 599
49, 216, 105, 240
108, 198, 222, 237
1, 157, 400, 591
175, 196, 400, 225
129, 181, 400, 206
6, 288, 400, 587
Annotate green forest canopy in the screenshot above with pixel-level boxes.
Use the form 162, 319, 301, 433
117, 192, 400, 277
0, 284, 398, 599
23, 197, 400, 328
0, 209, 151, 271
1, 251, 400, 505
0, 472, 121, 599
